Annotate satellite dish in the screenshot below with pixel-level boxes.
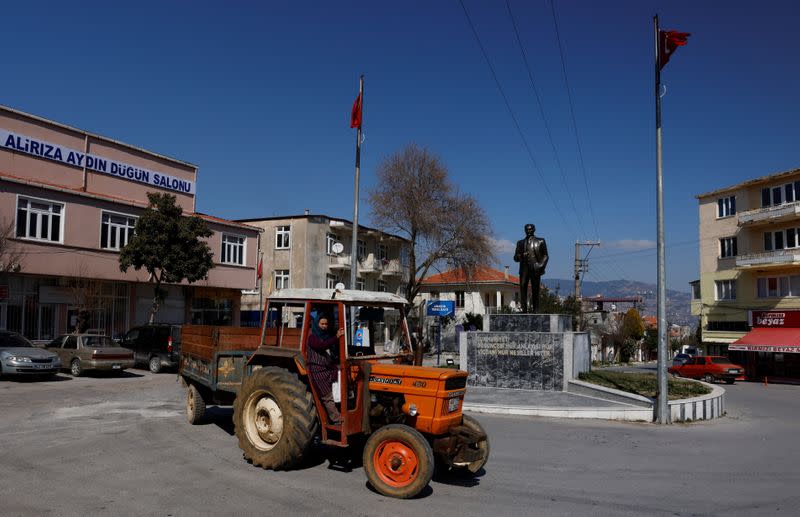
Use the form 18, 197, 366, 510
332, 242, 344, 254
335, 282, 346, 290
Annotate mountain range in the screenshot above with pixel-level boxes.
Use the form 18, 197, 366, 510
541, 279, 695, 327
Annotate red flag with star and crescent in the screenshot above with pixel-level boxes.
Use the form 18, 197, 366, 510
350, 93, 362, 129
659, 30, 690, 70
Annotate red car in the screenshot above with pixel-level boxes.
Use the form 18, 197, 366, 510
668, 356, 745, 384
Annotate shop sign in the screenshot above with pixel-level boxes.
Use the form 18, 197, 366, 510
750, 310, 800, 328
0, 128, 195, 195
729, 344, 800, 354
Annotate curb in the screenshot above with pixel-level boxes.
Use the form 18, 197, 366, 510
463, 402, 653, 422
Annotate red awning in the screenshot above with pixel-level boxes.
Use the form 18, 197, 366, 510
729, 328, 800, 353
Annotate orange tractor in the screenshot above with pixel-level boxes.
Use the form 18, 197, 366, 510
180, 288, 488, 498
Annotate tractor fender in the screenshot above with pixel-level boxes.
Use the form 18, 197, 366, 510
246, 347, 308, 377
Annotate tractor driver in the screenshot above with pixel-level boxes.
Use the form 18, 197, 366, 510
306, 313, 345, 425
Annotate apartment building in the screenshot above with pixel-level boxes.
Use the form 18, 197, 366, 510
235, 214, 409, 323
0, 105, 259, 339
695, 168, 800, 380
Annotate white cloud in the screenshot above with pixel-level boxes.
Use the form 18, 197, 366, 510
490, 237, 516, 255
606, 239, 657, 251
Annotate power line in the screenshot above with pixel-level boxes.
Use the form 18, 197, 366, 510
548, 0, 600, 240
592, 239, 700, 261
458, 0, 579, 239
504, 0, 587, 240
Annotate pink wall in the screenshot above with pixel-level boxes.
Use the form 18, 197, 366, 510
0, 108, 196, 211
1, 181, 258, 290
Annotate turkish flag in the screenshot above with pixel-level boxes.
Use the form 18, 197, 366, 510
659, 30, 690, 70
350, 93, 362, 129
257, 258, 263, 279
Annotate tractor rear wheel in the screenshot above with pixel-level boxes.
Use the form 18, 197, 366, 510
457, 414, 490, 474
233, 367, 318, 470
363, 424, 434, 499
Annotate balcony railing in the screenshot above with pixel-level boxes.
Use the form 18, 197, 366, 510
736, 249, 800, 267
328, 254, 351, 269
738, 201, 800, 226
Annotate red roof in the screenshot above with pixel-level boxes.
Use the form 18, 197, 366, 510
643, 316, 657, 328
421, 266, 519, 285
730, 328, 800, 353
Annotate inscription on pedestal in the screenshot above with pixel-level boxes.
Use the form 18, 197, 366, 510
466, 332, 564, 391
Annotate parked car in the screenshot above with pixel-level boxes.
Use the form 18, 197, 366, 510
0, 331, 61, 379
121, 324, 181, 373
672, 353, 692, 366
668, 355, 745, 384
46, 334, 134, 377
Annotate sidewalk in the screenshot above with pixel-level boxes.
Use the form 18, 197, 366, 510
420, 353, 653, 421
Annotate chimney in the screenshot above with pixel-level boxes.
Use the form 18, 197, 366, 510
504, 265, 509, 280
304, 208, 310, 216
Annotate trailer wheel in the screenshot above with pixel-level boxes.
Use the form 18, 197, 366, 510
186, 384, 206, 425
234, 367, 318, 470
457, 414, 490, 474
363, 424, 434, 499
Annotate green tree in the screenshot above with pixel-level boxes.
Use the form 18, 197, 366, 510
119, 193, 213, 323
621, 308, 645, 342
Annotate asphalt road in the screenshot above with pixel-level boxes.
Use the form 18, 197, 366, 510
1, 369, 798, 516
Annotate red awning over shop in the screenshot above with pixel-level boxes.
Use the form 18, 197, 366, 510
729, 328, 800, 353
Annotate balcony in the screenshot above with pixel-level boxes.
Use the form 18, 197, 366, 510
358, 254, 383, 275
328, 254, 351, 269
380, 258, 404, 276
738, 201, 800, 226
736, 249, 800, 268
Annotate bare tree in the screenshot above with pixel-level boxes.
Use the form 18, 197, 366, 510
0, 217, 23, 274
67, 263, 107, 334
369, 143, 495, 304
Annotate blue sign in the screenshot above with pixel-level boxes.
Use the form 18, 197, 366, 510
427, 300, 455, 317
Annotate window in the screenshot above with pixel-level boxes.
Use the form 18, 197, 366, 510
377, 280, 387, 292
691, 283, 701, 300
326, 274, 337, 289
64, 336, 78, 350
221, 233, 245, 265
717, 196, 736, 217
16, 197, 63, 242
275, 226, 290, 249
355, 278, 365, 291
761, 184, 800, 207
326, 233, 338, 255
719, 237, 737, 258
100, 212, 136, 250
455, 291, 465, 308
274, 269, 290, 290
357, 239, 366, 260
378, 244, 389, 261
757, 275, 800, 298
430, 291, 440, 300
715, 280, 736, 300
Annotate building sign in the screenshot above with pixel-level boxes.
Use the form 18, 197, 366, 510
729, 344, 800, 354
0, 129, 195, 195
427, 300, 455, 317
750, 310, 800, 328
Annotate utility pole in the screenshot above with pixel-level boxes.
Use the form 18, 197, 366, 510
574, 241, 600, 328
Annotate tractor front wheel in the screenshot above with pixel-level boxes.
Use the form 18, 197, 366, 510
458, 414, 490, 474
363, 424, 434, 499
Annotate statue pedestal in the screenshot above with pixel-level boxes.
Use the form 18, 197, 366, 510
461, 313, 590, 392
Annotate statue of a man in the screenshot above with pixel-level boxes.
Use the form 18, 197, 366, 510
513, 223, 549, 313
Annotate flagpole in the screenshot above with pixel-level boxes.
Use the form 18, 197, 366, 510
654, 15, 670, 424
350, 74, 364, 292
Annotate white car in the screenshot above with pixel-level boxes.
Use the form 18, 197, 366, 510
0, 331, 61, 379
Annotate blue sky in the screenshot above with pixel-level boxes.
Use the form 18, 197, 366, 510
2, 1, 798, 290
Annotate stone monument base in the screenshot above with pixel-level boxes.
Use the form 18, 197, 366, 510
462, 313, 590, 392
